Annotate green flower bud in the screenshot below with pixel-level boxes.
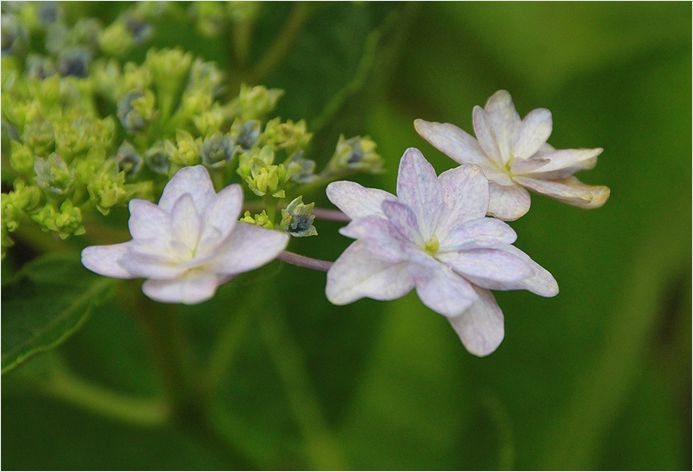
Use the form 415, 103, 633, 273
193, 108, 225, 135
34, 153, 74, 197
201, 133, 236, 169
145, 48, 193, 97
31, 200, 85, 239
145, 143, 171, 175
87, 160, 128, 215
240, 210, 274, 230
230, 119, 261, 151
187, 59, 223, 95
190, 2, 227, 37
180, 89, 213, 117
168, 130, 201, 166
124, 13, 152, 44
9, 141, 34, 175
326, 135, 383, 175
99, 20, 135, 57
22, 120, 54, 155
114, 141, 142, 178
2, 14, 29, 56
121, 62, 152, 93
2, 180, 42, 237
280, 196, 317, 237
233, 84, 283, 120
117, 89, 155, 133
72, 18, 103, 50
260, 118, 312, 154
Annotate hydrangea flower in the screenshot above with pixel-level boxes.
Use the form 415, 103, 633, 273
325, 148, 558, 356
415, 90, 610, 220
82, 166, 289, 304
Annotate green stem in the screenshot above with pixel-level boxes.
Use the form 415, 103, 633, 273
246, 3, 313, 83
260, 308, 346, 469
41, 369, 168, 428
205, 306, 253, 394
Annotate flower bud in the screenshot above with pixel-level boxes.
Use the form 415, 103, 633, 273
230, 119, 261, 150
57, 48, 91, 78
145, 144, 172, 175
233, 84, 283, 120
285, 152, 317, 183
99, 21, 135, 57
169, 130, 201, 166
125, 13, 152, 44
9, 141, 35, 175
22, 120, 54, 156
114, 141, 142, 178
280, 196, 317, 237
240, 210, 274, 230
1, 15, 28, 56
326, 135, 383, 175
31, 200, 85, 239
87, 160, 128, 215
190, 2, 226, 37
201, 133, 236, 169
26, 54, 56, 79
260, 118, 312, 154
193, 108, 224, 135
34, 153, 74, 197
117, 90, 155, 133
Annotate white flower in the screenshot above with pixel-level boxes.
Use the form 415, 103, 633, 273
325, 148, 558, 356
82, 165, 289, 304
414, 90, 610, 221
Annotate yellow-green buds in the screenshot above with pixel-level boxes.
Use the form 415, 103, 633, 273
240, 210, 274, 229
280, 197, 317, 237
117, 90, 155, 133
34, 153, 74, 197
9, 141, 34, 175
326, 135, 383, 175
168, 130, 202, 167
31, 200, 85, 239
232, 84, 284, 120
99, 21, 135, 57
87, 160, 129, 214
260, 118, 312, 155
237, 146, 291, 198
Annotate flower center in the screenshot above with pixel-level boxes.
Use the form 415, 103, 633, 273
423, 236, 439, 255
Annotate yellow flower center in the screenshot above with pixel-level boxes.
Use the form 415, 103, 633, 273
424, 236, 439, 255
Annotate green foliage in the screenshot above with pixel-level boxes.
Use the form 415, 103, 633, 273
1, 255, 115, 374
1, 2, 690, 471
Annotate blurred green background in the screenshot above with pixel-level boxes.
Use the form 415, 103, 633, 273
3, 2, 691, 470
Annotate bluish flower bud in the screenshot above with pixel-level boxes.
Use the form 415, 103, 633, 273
34, 153, 74, 197
26, 54, 56, 80
38, 2, 59, 25
2, 15, 28, 56
115, 141, 142, 178
280, 196, 317, 237
201, 133, 236, 169
145, 145, 171, 175
125, 14, 152, 44
58, 48, 91, 78
286, 152, 317, 183
232, 120, 261, 150
117, 90, 155, 133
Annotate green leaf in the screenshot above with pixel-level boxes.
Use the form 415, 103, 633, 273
1, 255, 115, 374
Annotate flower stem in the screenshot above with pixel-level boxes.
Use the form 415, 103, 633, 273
41, 368, 169, 427
312, 207, 350, 222
246, 3, 313, 83
278, 250, 333, 272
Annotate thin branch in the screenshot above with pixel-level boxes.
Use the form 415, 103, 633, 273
278, 250, 333, 272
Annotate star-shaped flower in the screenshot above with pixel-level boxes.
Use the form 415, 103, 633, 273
325, 148, 558, 356
414, 90, 610, 220
82, 166, 289, 304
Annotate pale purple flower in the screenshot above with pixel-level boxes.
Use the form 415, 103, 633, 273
82, 166, 289, 304
415, 90, 610, 221
325, 148, 558, 356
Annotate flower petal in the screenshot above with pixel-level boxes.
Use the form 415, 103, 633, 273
498, 245, 559, 297
436, 164, 489, 238
413, 119, 489, 167
512, 108, 552, 159
396, 148, 443, 240
158, 165, 216, 213
119, 252, 188, 279
211, 222, 289, 275
339, 216, 407, 263
448, 288, 504, 357
515, 176, 610, 209
81, 243, 135, 279
200, 184, 243, 246
128, 199, 171, 242
439, 217, 517, 252
171, 193, 201, 254
487, 182, 531, 221
473, 106, 502, 164
326, 240, 414, 305
326, 180, 395, 219
439, 248, 532, 288
142, 272, 220, 305
519, 148, 603, 179
414, 263, 478, 317
484, 90, 521, 164
381, 200, 422, 245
